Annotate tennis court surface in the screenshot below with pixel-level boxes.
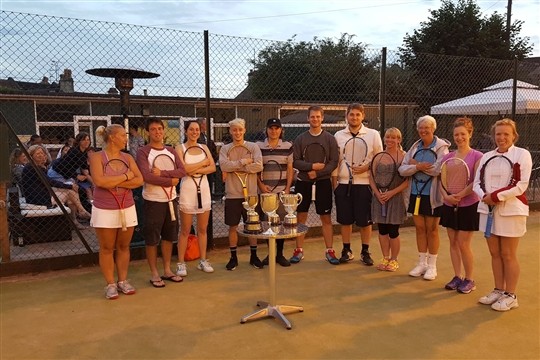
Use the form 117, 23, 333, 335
1, 212, 539, 359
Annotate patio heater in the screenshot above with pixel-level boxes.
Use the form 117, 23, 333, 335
86, 67, 160, 122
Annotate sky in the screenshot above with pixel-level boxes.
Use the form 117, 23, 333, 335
1, 0, 540, 57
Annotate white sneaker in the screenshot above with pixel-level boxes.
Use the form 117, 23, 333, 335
491, 293, 519, 311
478, 289, 504, 305
197, 259, 214, 273
408, 263, 428, 277
423, 266, 437, 280
176, 262, 188, 277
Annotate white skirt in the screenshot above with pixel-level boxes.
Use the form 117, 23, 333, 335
90, 205, 138, 229
479, 211, 527, 238
179, 176, 211, 214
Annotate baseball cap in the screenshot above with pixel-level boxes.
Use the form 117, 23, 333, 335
266, 118, 282, 128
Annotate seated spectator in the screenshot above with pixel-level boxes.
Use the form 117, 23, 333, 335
51, 132, 94, 204
21, 145, 91, 229
26, 134, 52, 165
9, 147, 28, 186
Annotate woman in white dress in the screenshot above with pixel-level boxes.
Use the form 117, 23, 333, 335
175, 120, 216, 275
473, 118, 532, 311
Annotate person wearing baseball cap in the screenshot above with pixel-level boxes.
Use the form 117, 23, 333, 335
266, 118, 282, 128
256, 118, 294, 266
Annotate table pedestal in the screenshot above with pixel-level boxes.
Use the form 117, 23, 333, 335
239, 224, 306, 329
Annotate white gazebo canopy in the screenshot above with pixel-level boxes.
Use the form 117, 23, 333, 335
431, 79, 540, 115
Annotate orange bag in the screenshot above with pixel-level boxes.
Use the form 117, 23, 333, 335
185, 234, 201, 261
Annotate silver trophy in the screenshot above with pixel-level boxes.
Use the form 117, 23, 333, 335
279, 192, 303, 227
243, 195, 262, 234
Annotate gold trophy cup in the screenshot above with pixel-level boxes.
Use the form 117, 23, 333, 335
243, 195, 262, 234
260, 193, 280, 235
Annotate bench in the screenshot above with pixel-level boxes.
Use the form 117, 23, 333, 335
8, 187, 73, 246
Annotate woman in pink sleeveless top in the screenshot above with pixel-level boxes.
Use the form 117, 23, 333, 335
89, 124, 144, 300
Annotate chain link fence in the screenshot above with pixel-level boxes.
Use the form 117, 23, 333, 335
1, 11, 539, 270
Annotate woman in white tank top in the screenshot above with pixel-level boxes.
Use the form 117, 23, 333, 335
174, 120, 217, 276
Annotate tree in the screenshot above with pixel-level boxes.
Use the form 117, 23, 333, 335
398, 0, 534, 111
247, 34, 379, 102
400, 0, 532, 61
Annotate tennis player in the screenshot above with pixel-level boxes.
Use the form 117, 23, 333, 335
472, 118, 532, 311
175, 120, 216, 276
439, 117, 483, 294
256, 118, 294, 267
333, 103, 383, 266
89, 124, 143, 300
136, 119, 186, 288
289, 106, 339, 265
368, 127, 409, 272
398, 115, 449, 280
219, 118, 264, 271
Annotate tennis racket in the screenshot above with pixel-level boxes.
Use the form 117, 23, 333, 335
183, 145, 208, 209
303, 142, 327, 201
370, 152, 397, 217
479, 155, 514, 237
227, 144, 252, 199
104, 158, 129, 231
261, 159, 284, 192
152, 153, 177, 221
440, 157, 470, 221
412, 148, 438, 215
343, 135, 368, 196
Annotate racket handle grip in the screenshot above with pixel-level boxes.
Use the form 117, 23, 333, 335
484, 214, 493, 238
413, 196, 421, 216
169, 202, 176, 221
381, 203, 387, 217
197, 191, 203, 209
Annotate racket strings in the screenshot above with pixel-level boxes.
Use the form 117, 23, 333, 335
344, 138, 368, 166
304, 143, 326, 163
441, 159, 469, 193
372, 154, 396, 188
228, 146, 251, 162
104, 160, 129, 195
262, 161, 283, 189
184, 146, 207, 177
482, 158, 513, 192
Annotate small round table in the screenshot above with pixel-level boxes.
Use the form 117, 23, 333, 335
238, 222, 307, 330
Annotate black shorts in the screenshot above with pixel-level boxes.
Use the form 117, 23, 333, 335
225, 198, 247, 226
334, 184, 372, 227
439, 202, 479, 231
295, 179, 333, 215
407, 194, 442, 217
143, 199, 179, 246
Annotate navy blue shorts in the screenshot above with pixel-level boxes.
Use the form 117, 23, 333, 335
334, 184, 372, 227
439, 202, 479, 231
294, 179, 333, 215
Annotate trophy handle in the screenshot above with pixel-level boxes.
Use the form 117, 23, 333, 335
296, 193, 303, 205
279, 191, 285, 202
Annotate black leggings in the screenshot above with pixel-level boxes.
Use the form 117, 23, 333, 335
377, 223, 400, 239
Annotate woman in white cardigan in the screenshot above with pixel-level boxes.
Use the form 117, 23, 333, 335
473, 118, 532, 312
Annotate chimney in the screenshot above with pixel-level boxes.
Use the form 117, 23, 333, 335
59, 68, 74, 93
